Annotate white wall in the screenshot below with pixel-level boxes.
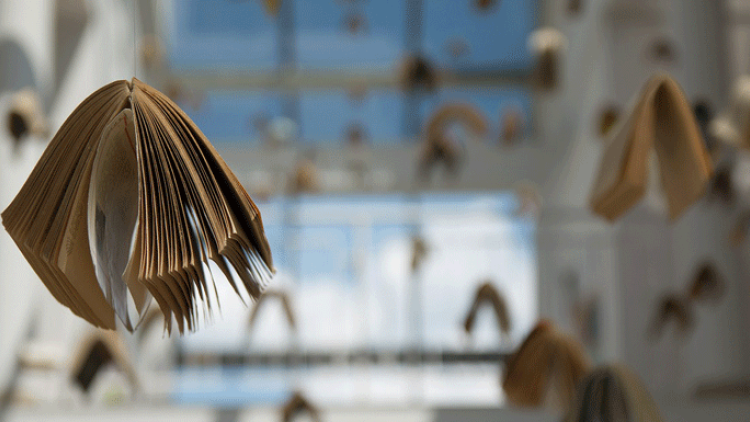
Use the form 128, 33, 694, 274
536, 0, 749, 403
0, 0, 147, 393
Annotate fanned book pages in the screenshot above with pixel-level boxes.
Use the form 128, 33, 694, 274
564, 364, 665, 422
1, 78, 274, 334
589, 74, 713, 221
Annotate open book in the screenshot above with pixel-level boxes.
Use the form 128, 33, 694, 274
589, 74, 713, 221
2, 78, 274, 334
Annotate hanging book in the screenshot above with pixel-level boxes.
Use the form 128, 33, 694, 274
71, 330, 138, 395
399, 55, 438, 93
344, 122, 367, 146
589, 74, 713, 221
247, 289, 297, 334
263, 0, 281, 17
417, 103, 488, 181
409, 235, 429, 274
596, 105, 619, 139
687, 262, 725, 303
729, 210, 750, 245
462, 281, 511, 336
502, 320, 591, 412
648, 37, 678, 65
707, 164, 734, 203
648, 294, 694, 340
564, 364, 665, 422
474, 0, 499, 12
529, 28, 566, 92
6, 88, 48, 149
2, 79, 274, 334
282, 391, 321, 422
289, 155, 320, 194
567, 0, 583, 16
342, 12, 368, 36
711, 76, 750, 150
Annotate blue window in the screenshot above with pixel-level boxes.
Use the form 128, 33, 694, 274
423, 0, 538, 71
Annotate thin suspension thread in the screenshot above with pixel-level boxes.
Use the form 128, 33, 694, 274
134, 0, 137, 78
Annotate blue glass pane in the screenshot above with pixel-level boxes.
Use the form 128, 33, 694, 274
423, 0, 538, 71
261, 224, 288, 269
299, 89, 404, 144
294, 0, 405, 70
169, 0, 278, 69
296, 226, 352, 282
419, 87, 533, 141
178, 91, 284, 145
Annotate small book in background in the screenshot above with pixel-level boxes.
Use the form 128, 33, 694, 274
398, 55, 438, 93
71, 330, 138, 395
417, 103, 488, 182
710, 76, 750, 150
263, 0, 281, 17
5, 88, 48, 149
589, 74, 713, 222
688, 262, 725, 303
247, 289, 297, 335
729, 210, 750, 245
462, 280, 511, 336
648, 294, 694, 341
282, 391, 321, 422
409, 235, 429, 274
2, 78, 274, 334
529, 28, 566, 93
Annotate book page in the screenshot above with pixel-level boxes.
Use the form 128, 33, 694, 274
652, 79, 713, 219
87, 108, 150, 330
589, 89, 645, 215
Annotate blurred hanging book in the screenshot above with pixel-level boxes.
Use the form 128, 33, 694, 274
502, 320, 591, 412
564, 364, 665, 422
589, 74, 713, 221
2, 78, 274, 334
648, 294, 694, 340
247, 289, 297, 334
711, 76, 750, 150
462, 281, 511, 337
282, 391, 321, 422
6, 88, 48, 151
688, 261, 725, 303
417, 103, 488, 182
529, 28, 566, 93
71, 330, 139, 395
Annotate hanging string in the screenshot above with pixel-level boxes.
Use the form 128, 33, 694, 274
134, 0, 137, 78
